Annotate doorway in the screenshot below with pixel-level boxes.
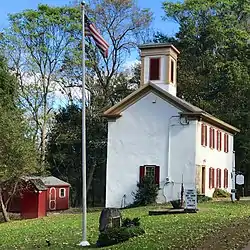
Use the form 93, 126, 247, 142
49, 187, 56, 210
202, 166, 206, 194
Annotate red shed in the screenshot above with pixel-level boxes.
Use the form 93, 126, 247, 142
20, 178, 47, 219
23, 176, 71, 211
5, 176, 70, 214
40, 176, 70, 211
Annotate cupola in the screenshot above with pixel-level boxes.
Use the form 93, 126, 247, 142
138, 43, 180, 96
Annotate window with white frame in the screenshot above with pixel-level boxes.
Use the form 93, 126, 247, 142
59, 188, 66, 198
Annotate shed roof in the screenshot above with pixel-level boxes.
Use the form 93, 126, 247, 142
103, 82, 240, 134
22, 176, 70, 187
29, 179, 47, 191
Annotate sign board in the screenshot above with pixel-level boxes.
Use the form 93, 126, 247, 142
236, 174, 244, 185
184, 189, 197, 210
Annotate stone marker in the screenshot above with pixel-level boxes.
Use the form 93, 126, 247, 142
99, 208, 122, 232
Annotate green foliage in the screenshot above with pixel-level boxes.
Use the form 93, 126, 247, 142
0, 56, 38, 183
46, 104, 107, 207
96, 226, 145, 247
170, 199, 182, 209
132, 176, 159, 207
213, 188, 231, 198
197, 195, 213, 203
160, 0, 250, 189
122, 217, 140, 227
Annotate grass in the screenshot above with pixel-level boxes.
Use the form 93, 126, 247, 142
1, 201, 250, 249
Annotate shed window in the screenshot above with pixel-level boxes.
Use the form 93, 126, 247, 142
139, 165, 160, 186
149, 58, 160, 80
59, 188, 66, 198
201, 123, 207, 146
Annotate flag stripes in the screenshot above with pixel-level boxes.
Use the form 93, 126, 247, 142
85, 15, 109, 57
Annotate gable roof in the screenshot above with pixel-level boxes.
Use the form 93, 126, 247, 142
29, 179, 47, 191
22, 176, 70, 187
103, 82, 240, 134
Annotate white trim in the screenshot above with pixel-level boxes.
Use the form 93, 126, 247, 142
59, 188, 66, 198
49, 187, 56, 210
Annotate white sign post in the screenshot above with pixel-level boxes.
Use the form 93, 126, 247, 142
236, 174, 244, 185
184, 188, 197, 212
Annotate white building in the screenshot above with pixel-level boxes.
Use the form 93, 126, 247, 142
103, 43, 240, 208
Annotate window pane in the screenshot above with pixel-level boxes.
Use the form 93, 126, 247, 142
145, 166, 155, 178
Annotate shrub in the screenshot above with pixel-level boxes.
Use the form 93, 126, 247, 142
170, 199, 182, 209
132, 176, 159, 207
213, 188, 230, 198
96, 226, 145, 247
122, 217, 140, 227
197, 194, 212, 203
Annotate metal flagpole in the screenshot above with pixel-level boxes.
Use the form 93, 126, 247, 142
79, 1, 90, 247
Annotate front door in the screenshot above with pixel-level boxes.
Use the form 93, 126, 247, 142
49, 187, 56, 210
202, 166, 206, 194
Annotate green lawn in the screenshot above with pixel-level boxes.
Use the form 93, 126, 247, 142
1, 201, 250, 250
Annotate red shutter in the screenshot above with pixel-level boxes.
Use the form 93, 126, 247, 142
224, 169, 228, 188
209, 167, 212, 189
219, 169, 221, 188
209, 128, 212, 148
219, 132, 222, 151
201, 124, 204, 146
212, 129, 215, 148
226, 134, 228, 153
216, 168, 219, 188
139, 166, 145, 183
224, 134, 228, 153
205, 125, 207, 146
216, 130, 220, 150
154, 166, 160, 186
149, 58, 160, 80
212, 168, 215, 188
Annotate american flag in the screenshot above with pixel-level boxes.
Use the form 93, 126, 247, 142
85, 15, 109, 58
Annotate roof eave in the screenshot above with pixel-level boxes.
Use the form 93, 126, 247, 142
180, 112, 240, 134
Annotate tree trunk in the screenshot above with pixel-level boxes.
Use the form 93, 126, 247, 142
0, 187, 10, 222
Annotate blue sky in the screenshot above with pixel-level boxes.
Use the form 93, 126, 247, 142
0, 0, 180, 64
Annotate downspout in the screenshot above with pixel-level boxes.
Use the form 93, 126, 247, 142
167, 116, 181, 179
231, 151, 236, 202
163, 115, 190, 202
162, 115, 180, 202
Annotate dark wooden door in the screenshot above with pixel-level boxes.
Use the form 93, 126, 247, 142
202, 166, 206, 194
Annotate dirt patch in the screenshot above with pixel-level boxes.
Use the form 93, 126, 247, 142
0, 212, 21, 223
197, 217, 250, 250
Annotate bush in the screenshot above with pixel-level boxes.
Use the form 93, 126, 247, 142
132, 176, 159, 207
197, 194, 212, 203
213, 188, 230, 198
170, 199, 182, 209
96, 226, 145, 247
122, 217, 140, 227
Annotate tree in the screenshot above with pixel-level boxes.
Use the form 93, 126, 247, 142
46, 0, 152, 206
0, 57, 38, 222
46, 104, 107, 207
161, 0, 250, 190
61, 0, 152, 106
1, 4, 82, 163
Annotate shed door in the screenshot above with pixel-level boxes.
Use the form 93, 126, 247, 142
49, 187, 56, 210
